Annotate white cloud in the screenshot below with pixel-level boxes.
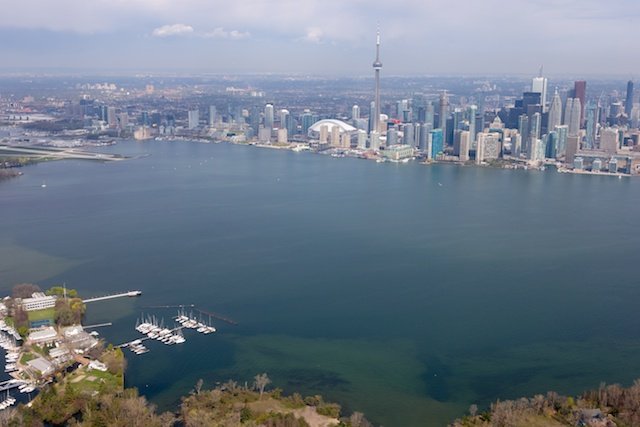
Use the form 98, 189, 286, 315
303, 27, 323, 44
203, 27, 250, 40
151, 23, 194, 37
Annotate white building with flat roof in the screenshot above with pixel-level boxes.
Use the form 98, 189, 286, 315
28, 326, 58, 345
21, 292, 57, 312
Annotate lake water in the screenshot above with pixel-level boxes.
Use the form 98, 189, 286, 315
2, 141, 640, 426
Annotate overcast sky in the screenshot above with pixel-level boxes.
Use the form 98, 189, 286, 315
0, 0, 638, 76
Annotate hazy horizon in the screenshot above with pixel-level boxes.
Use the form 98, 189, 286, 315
1, 0, 639, 76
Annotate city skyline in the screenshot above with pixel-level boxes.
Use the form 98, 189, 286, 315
1, 0, 640, 75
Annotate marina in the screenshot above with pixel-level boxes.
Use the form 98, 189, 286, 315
119, 310, 217, 355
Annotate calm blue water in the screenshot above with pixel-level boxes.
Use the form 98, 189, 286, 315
2, 141, 640, 426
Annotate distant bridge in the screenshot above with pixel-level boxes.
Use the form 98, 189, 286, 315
83, 291, 142, 303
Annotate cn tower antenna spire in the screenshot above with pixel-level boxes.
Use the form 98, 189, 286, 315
372, 26, 382, 139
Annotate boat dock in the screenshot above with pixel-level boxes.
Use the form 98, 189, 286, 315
0, 380, 20, 393
83, 290, 142, 303
193, 308, 238, 326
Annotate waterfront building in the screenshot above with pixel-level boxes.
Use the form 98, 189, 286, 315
512, 134, 522, 157
357, 130, 367, 149
264, 104, 274, 130
430, 129, 444, 160
477, 132, 501, 161
418, 123, 431, 152
331, 125, 340, 147
107, 106, 117, 127
566, 135, 580, 164
548, 90, 562, 133
382, 144, 414, 161
188, 109, 199, 129
518, 115, 529, 154
601, 127, 619, 154
467, 105, 477, 145
352, 105, 360, 121
279, 109, 289, 130
585, 101, 599, 149
300, 110, 314, 134
555, 125, 568, 159
117, 112, 129, 129
439, 92, 449, 145
21, 292, 57, 311
609, 157, 618, 173
387, 128, 398, 146
567, 98, 581, 136
425, 102, 435, 128
574, 156, 584, 170
28, 327, 57, 344
277, 128, 288, 144
370, 130, 381, 151
592, 158, 603, 171
530, 112, 541, 142
459, 131, 471, 161
27, 357, 55, 376
209, 105, 217, 126
403, 123, 415, 146
341, 132, 351, 149
258, 127, 272, 143
625, 80, 634, 117
546, 131, 558, 159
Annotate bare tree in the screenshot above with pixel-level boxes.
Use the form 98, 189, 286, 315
254, 373, 271, 400
349, 411, 364, 427
468, 404, 478, 417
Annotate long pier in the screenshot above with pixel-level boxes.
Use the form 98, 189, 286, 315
83, 322, 112, 329
83, 291, 142, 303
193, 308, 238, 326
0, 380, 20, 392
115, 325, 185, 348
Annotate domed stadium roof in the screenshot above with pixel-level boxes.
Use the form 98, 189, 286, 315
308, 119, 356, 133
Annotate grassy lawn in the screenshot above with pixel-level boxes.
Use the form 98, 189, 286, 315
67, 367, 122, 395
20, 352, 37, 364
27, 308, 55, 322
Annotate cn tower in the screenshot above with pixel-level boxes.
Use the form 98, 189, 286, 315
372, 28, 382, 135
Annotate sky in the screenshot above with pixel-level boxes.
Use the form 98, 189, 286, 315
0, 0, 638, 76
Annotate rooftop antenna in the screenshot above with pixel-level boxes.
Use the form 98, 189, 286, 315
538, 65, 544, 77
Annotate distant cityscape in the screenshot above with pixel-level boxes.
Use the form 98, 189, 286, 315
1, 32, 640, 176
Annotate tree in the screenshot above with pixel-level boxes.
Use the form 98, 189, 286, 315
12, 283, 41, 299
468, 404, 478, 417
254, 373, 271, 400
193, 379, 203, 395
46, 286, 78, 298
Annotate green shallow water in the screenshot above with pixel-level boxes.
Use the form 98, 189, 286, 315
1, 141, 640, 426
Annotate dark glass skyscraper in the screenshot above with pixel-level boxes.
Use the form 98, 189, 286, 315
573, 80, 587, 126
625, 80, 634, 117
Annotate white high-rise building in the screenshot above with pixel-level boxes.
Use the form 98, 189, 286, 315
569, 98, 581, 136
357, 130, 367, 149
547, 90, 562, 133
264, 104, 274, 130
531, 76, 548, 111
352, 105, 360, 121
188, 109, 199, 129
209, 105, 217, 126
277, 128, 288, 144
